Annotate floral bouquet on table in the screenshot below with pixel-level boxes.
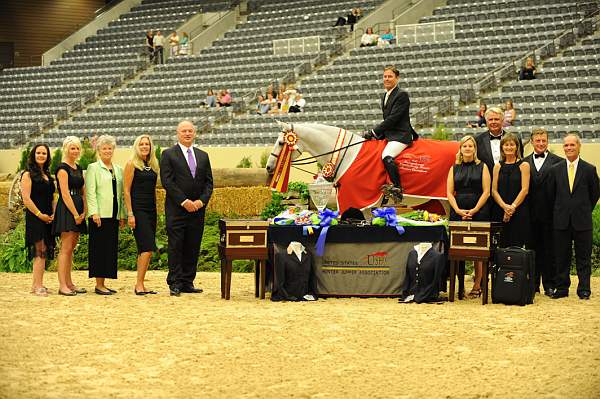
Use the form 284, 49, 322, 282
396, 209, 447, 227
272, 206, 339, 227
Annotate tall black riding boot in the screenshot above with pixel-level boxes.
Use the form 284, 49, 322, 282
382, 156, 404, 201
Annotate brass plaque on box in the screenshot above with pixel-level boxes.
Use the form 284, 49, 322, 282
219, 219, 270, 249
448, 221, 500, 257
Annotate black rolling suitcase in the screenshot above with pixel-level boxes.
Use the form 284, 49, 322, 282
492, 246, 535, 306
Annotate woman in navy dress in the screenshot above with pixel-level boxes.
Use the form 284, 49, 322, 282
447, 135, 491, 298
21, 144, 56, 296
492, 132, 531, 248
52, 136, 87, 296
124, 134, 159, 295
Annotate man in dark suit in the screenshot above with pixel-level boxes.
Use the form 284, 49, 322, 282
548, 133, 599, 300
523, 128, 562, 296
475, 106, 523, 221
363, 65, 418, 200
160, 120, 213, 296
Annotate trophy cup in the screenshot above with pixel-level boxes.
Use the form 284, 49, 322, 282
307, 175, 334, 212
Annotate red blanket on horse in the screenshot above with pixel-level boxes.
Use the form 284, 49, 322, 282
336, 139, 459, 214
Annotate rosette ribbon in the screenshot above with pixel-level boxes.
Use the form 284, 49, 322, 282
372, 207, 405, 235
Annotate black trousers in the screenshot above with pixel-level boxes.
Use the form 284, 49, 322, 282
166, 211, 205, 289
553, 227, 592, 294
530, 219, 556, 291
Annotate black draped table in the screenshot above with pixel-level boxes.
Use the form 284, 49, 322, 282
268, 225, 447, 297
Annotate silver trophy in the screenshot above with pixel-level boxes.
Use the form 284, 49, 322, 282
308, 176, 334, 212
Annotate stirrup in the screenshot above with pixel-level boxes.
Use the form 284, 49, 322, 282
381, 183, 404, 202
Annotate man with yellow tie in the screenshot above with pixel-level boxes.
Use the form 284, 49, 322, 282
548, 133, 600, 300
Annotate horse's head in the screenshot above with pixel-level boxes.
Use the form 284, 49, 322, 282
265, 121, 303, 175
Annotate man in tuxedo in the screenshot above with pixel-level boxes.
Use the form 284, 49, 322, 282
362, 65, 418, 200
523, 128, 562, 296
549, 133, 599, 300
475, 107, 523, 221
160, 120, 213, 296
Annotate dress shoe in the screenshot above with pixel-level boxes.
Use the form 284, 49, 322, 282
544, 288, 555, 297
95, 287, 113, 295
72, 287, 87, 294
134, 289, 147, 296
106, 287, 117, 293
181, 286, 203, 293
550, 290, 568, 299
58, 290, 77, 296
578, 291, 591, 300
170, 287, 181, 297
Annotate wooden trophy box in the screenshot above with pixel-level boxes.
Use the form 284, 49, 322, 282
448, 221, 501, 259
218, 219, 270, 257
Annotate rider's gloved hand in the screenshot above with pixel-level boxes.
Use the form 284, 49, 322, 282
361, 129, 375, 140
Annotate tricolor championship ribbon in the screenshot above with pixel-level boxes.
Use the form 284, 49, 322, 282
269, 131, 298, 192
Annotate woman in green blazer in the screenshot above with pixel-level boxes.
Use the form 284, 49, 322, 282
86, 135, 127, 295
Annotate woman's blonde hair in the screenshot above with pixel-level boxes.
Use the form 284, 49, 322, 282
500, 132, 522, 162
130, 134, 159, 172
61, 136, 82, 161
455, 135, 480, 165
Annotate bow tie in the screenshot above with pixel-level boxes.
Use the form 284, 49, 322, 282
489, 135, 501, 140
534, 153, 546, 159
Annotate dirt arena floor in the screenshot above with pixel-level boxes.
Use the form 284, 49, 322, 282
0, 271, 599, 399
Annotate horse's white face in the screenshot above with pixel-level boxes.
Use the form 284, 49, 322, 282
265, 122, 303, 175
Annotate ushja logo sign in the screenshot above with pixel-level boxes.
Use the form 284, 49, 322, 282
363, 251, 388, 266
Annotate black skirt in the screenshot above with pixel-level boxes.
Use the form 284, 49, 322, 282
52, 195, 88, 235
88, 218, 119, 279
133, 210, 157, 253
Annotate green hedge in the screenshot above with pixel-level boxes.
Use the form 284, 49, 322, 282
0, 211, 255, 273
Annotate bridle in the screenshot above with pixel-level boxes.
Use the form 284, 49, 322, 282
270, 124, 367, 178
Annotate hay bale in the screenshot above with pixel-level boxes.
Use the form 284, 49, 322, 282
208, 186, 271, 217
155, 186, 271, 217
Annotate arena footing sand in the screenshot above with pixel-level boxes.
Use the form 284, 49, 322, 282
1, 271, 599, 398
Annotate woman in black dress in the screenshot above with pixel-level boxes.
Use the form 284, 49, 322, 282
447, 135, 491, 298
86, 135, 127, 295
21, 144, 56, 296
52, 136, 87, 296
124, 134, 159, 295
492, 132, 532, 248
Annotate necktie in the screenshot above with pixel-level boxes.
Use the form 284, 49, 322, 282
384, 92, 390, 107
187, 148, 196, 178
489, 135, 501, 140
534, 153, 545, 159
568, 163, 574, 192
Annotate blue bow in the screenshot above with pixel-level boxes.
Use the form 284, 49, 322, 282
372, 207, 405, 235
314, 208, 338, 256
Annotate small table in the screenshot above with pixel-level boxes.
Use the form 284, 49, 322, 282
218, 219, 269, 300
448, 221, 501, 305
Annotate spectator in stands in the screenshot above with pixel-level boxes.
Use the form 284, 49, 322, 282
21, 144, 55, 296
169, 31, 180, 58
179, 32, 190, 56
360, 27, 379, 47
378, 29, 396, 47
446, 135, 491, 298
519, 57, 536, 80
52, 136, 87, 296
145, 30, 154, 62
503, 99, 516, 127
256, 95, 271, 114
265, 84, 277, 99
467, 103, 487, 128
217, 89, 232, 107
205, 88, 216, 107
85, 135, 126, 295
348, 8, 362, 32
289, 93, 306, 113
491, 132, 531, 248
153, 30, 165, 64
124, 134, 160, 296
280, 92, 291, 113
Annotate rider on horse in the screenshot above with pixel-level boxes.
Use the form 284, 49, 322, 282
362, 65, 418, 201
